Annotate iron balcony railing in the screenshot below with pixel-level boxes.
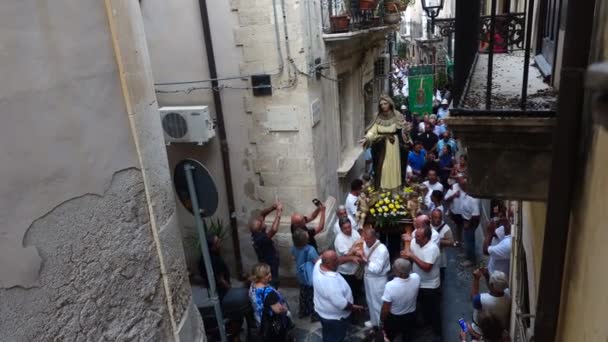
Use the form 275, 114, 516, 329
321, 0, 390, 34
450, 0, 553, 113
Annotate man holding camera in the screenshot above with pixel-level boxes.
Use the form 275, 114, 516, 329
290, 199, 326, 251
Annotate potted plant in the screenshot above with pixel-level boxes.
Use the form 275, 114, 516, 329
384, 0, 400, 11
359, 0, 376, 10
330, 16, 350, 32
384, 1, 401, 24
330, 0, 350, 32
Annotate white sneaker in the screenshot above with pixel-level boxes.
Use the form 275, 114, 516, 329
364, 321, 373, 329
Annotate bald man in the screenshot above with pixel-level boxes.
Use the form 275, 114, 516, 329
291, 202, 326, 251
313, 250, 364, 342
250, 202, 283, 288
404, 215, 439, 247
401, 225, 442, 339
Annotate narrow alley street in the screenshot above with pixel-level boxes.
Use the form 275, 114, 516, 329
3, 0, 608, 342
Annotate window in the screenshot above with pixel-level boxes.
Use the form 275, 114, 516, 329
535, 0, 563, 79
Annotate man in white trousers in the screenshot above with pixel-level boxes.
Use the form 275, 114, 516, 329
362, 227, 390, 328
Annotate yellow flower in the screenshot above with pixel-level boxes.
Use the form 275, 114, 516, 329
375, 203, 380, 208
370, 208, 376, 215
389, 203, 395, 209
378, 208, 383, 213
395, 204, 401, 209
392, 208, 397, 212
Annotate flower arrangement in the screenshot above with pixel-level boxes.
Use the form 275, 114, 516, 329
357, 184, 427, 232
364, 188, 409, 228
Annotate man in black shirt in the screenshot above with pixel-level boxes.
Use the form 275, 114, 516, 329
418, 122, 439, 153
200, 232, 252, 327
421, 151, 440, 179
250, 202, 283, 288
290, 202, 326, 251
200, 231, 232, 300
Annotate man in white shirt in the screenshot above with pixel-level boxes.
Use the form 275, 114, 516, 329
333, 218, 364, 310
402, 225, 442, 340
423, 170, 444, 208
445, 174, 466, 245
483, 213, 512, 278
428, 190, 444, 214
469, 269, 511, 339
345, 179, 363, 223
437, 99, 450, 119
459, 177, 481, 267
333, 205, 357, 237
381, 259, 420, 342
431, 209, 454, 281
313, 251, 364, 342
401, 78, 409, 97
408, 214, 439, 246
362, 227, 390, 328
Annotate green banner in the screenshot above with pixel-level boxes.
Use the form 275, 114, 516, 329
446, 55, 454, 79
408, 65, 434, 76
408, 70, 434, 117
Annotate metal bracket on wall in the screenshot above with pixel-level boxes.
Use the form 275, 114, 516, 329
585, 62, 608, 130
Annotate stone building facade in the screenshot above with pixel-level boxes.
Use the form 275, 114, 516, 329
0, 1, 203, 341
143, 0, 395, 280
400, 0, 455, 64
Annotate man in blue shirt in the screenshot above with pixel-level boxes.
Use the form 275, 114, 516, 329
437, 131, 458, 156
408, 141, 427, 177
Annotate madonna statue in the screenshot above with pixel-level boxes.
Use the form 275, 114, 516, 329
360, 95, 406, 191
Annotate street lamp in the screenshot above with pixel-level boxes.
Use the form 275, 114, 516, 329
420, 0, 444, 35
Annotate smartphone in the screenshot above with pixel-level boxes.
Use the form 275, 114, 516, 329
312, 198, 321, 207
458, 318, 468, 333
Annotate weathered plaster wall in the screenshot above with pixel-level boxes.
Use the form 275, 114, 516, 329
0, 170, 172, 341
0, 0, 137, 289
0, 0, 203, 340
557, 127, 608, 342
518, 200, 546, 336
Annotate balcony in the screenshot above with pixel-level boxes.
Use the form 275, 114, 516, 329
445, 3, 557, 201
321, 0, 402, 43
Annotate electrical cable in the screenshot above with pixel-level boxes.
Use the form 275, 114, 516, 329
153, 69, 282, 86
155, 77, 297, 94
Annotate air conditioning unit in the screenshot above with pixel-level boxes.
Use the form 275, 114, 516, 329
159, 106, 215, 145
374, 53, 390, 77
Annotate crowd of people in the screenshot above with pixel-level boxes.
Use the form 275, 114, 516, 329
200, 61, 514, 342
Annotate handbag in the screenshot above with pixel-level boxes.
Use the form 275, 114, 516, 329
296, 246, 316, 286
259, 288, 293, 340
355, 241, 381, 280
